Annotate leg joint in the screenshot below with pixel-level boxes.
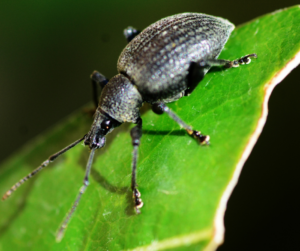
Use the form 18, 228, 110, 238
152, 102, 166, 115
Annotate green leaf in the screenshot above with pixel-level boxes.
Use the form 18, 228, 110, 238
1, 6, 300, 251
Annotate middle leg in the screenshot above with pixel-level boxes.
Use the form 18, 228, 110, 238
152, 103, 210, 145
90, 71, 109, 108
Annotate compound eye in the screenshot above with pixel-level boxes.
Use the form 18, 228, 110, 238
100, 119, 112, 133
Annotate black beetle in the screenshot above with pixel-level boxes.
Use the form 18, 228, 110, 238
2, 13, 256, 240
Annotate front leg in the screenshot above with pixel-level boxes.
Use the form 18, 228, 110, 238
130, 117, 143, 213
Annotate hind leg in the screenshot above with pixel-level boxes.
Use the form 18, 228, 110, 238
185, 54, 257, 96
123, 26, 140, 43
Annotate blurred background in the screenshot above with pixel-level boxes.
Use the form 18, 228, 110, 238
0, 1, 299, 250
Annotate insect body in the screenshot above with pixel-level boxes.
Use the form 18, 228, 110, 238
2, 13, 257, 241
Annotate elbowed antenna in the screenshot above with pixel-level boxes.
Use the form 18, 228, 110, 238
2, 136, 86, 201
56, 147, 96, 242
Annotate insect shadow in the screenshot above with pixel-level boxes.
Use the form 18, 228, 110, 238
0, 181, 34, 237
143, 129, 186, 137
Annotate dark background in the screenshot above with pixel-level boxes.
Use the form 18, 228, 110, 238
0, 1, 299, 250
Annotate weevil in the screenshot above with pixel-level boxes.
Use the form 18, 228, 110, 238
2, 13, 257, 240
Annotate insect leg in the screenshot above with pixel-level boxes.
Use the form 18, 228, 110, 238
123, 26, 140, 43
185, 62, 207, 96
56, 147, 96, 242
2, 136, 86, 201
90, 71, 109, 108
202, 53, 258, 69
152, 103, 210, 145
130, 117, 143, 213
185, 54, 257, 96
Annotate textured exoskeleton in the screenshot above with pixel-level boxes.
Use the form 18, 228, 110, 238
118, 13, 234, 104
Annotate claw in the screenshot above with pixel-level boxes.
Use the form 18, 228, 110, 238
192, 131, 210, 145
227, 53, 257, 68
133, 188, 143, 214
186, 129, 210, 145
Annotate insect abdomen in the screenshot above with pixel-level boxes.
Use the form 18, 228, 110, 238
117, 13, 234, 102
